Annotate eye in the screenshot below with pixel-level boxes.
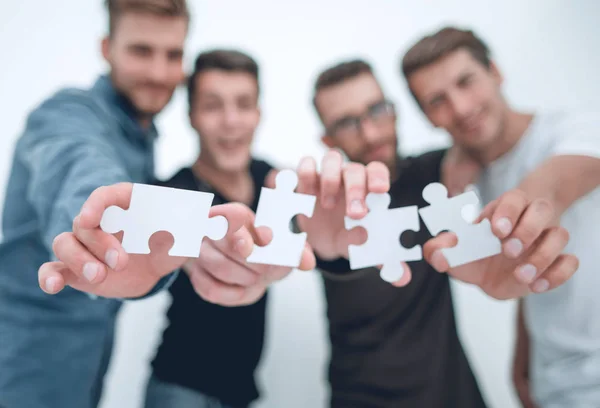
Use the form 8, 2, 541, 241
168, 49, 183, 62
458, 74, 474, 88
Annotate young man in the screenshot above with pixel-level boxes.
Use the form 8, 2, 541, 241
401, 26, 600, 408
144, 49, 273, 408
0, 2, 302, 407
301, 59, 580, 407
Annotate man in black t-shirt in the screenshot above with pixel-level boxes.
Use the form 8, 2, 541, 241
144, 50, 274, 408
304, 59, 489, 407
142, 50, 401, 408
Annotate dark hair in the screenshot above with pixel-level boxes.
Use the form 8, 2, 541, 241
401, 26, 491, 80
312, 59, 374, 112
187, 49, 260, 109
105, 0, 190, 35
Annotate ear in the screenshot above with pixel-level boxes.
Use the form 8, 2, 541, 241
101, 36, 110, 63
321, 134, 335, 148
489, 60, 504, 85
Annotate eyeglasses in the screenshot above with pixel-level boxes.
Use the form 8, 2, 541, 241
326, 100, 395, 138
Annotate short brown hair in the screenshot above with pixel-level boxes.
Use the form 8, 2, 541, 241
105, 0, 190, 35
312, 59, 374, 111
401, 26, 491, 80
187, 49, 260, 109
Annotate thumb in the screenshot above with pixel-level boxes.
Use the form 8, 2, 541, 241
423, 232, 457, 272
80, 182, 134, 229
209, 202, 255, 237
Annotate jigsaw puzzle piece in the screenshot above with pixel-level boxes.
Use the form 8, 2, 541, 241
344, 192, 422, 283
418, 182, 501, 267
247, 169, 317, 267
100, 183, 227, 257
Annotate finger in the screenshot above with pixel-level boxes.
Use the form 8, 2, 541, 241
189, 265, 248, 305
38, 261, 72, 294
51, 232, 109, 284
78, 183, 133, 229
366, 161, 390, 193
390, 263, 413, 287
474, 198, 498, 224
297, 242, 316, 271
72, 215, 129, 272
423, 232, 458, 272
260, 265, 294, 285
319, 149, 344, 209
504, 198, 555, 259
513, 227, 569, 285
209, 202, 256, 257
342, 162, 368, 218
296, 157, 319, 196
196, 241, 260, 286
488, 190, 529, 239
529, 253, 578, 294
264, 168, 279, 189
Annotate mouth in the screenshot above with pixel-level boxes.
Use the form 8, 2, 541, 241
458, 109, 486, 133
217, 137, 247, 152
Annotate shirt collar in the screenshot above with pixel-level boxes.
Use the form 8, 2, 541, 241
92, 74, 159, 142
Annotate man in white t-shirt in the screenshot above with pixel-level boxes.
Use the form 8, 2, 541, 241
400, 26, 600, 407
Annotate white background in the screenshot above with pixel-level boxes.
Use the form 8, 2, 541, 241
1, 1, 599, 407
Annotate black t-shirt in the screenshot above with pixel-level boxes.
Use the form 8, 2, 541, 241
317, 149, 488, 408
151, 159, 273, 408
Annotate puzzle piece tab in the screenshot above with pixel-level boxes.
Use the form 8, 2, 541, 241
247, 169, 316, 267
418, 182, 501, 267
345, 192, 422, 283
100, 183, 227, 257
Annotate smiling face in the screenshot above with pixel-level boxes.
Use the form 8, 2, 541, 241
102, 11, 187, 119
189, 69, 260, 173
407, 48, 510, 154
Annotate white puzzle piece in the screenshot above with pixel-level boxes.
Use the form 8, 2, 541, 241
247, 169, 316, 267
100, 183, 228, 257
418, 182, 501, 267
345, 192, 422, 283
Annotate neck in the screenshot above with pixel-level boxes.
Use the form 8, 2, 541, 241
468, 109, 534, 166
192, 152, 253, 205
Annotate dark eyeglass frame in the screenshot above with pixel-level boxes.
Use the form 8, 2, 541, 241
326, 99, 395, 137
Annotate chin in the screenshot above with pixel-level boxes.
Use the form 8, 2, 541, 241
217, 155, 251, 173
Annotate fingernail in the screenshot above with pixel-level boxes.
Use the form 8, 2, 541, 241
517, 264, 537, 283
83, 263, 98, 282
105, 249, 119, 270
431, 250, 446, 272
495, 217, 513, 236
350, 200, 363, 214
505, 238, 523, 258
45, 277, 60, 293
532, 279, 549, 293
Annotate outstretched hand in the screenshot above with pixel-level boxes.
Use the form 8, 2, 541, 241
422, 189, 578, 299
39, 182, 315, 304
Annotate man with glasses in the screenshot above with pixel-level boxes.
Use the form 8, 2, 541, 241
302, 59, 489, 407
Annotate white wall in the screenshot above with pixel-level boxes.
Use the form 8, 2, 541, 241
1, 1, 599, 407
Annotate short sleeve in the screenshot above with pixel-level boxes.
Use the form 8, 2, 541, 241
551, 111, 600, 159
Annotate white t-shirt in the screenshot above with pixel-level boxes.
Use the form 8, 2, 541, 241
476, 111, 600, 407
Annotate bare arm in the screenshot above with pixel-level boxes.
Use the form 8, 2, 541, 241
517, 155, 600, 216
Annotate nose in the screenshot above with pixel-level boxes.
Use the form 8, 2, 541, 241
359, 117, 381, 143
448, 91, 475, 119
223, 106, 241, 128
148, 55, 170, 83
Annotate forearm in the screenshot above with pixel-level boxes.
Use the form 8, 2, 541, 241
517, 155, 600, 216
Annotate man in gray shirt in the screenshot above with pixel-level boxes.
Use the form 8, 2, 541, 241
401, 26, 600, 408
